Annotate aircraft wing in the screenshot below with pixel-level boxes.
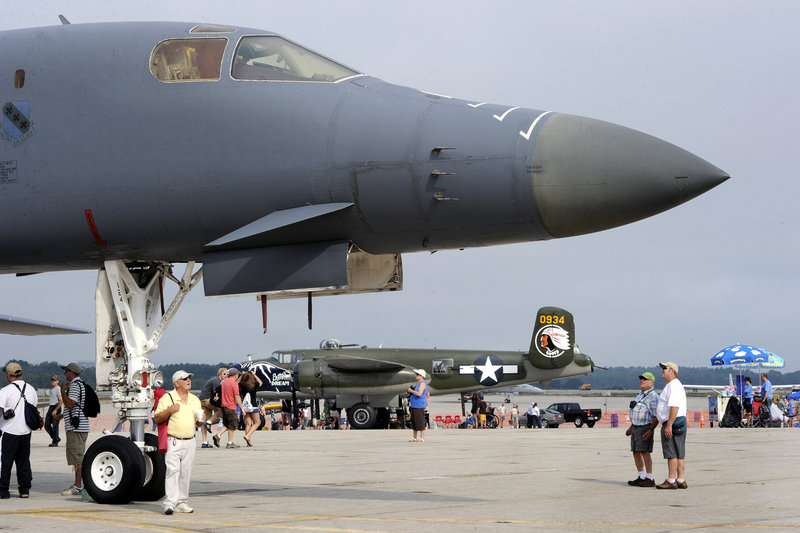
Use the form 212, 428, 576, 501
0, 314, 91, 336
683, 384, 726, 394
323, 354, 407, 372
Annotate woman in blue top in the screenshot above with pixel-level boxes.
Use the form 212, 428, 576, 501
408, 369, 428, 442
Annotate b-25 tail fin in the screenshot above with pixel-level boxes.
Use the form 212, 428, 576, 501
528, 306, 575, 369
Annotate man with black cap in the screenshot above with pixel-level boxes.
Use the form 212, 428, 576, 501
655, 361, 688, 489
59, 362, 90, 496
154, 369, 203, 515
0, 362, 37, 499
625, 371, 659, 487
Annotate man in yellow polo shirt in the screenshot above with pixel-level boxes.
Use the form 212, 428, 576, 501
154, 370, 203, 515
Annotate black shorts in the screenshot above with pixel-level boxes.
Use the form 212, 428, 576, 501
410, 408, 425, 431
743, 398, 753, 414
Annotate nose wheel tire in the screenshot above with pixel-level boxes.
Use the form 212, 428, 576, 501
83, 435, 146, 504
134, 433, 166, 501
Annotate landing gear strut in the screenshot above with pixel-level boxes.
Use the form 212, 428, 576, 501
83, 260, 201, 504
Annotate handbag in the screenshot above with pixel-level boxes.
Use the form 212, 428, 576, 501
156, 393, 173, 453
241, 392, 253, 412
672, 415, 687, 434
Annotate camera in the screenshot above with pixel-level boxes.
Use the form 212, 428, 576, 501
70, 415, 80, 428
629, 400, 637, 409
2, 409, 15, 420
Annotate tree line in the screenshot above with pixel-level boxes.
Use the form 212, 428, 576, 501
6, 359, 799, 392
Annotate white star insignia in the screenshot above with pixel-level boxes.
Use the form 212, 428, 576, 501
475, 355, 502, 384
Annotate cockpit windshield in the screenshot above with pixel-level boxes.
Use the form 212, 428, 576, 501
232, 36, 359, 82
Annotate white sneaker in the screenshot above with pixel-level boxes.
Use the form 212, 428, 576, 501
61, 485, 81, 496
175, 502, 194, 513
163, 505, 174, 515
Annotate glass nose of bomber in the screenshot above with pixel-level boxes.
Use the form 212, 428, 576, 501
530, 113, 730, 238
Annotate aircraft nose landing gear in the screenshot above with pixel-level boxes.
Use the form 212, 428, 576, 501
84, 260, 201, 504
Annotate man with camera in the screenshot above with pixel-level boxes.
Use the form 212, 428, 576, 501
625, 371, 659, 487
58, 362, 90, 496
0, 362, 38, 499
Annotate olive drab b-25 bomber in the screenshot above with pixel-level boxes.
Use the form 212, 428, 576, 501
0, 20, 728, 504
238, 306, 592, 430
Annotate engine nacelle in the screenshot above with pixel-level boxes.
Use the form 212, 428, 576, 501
293, 358, 417, 397
528, 306, 576, 369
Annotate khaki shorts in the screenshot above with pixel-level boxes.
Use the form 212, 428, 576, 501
66, 431, 88, 466
201, 398, 217, 421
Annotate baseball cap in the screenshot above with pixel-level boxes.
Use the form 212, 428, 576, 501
50, 375, 59, 381
3, 362, 22, 376
639, 371, 655, 381
659, 361, 679, 374
172, 370, 194, 382
61, 362, 83, 375
413, 368, 426, 378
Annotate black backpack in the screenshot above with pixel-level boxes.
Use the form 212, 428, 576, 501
77, 380, 101, 418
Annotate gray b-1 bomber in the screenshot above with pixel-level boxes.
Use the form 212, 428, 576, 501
0, 19, 728, 504
239, 306, 591, 429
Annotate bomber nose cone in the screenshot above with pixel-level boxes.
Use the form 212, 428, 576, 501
531, 114, 730, 238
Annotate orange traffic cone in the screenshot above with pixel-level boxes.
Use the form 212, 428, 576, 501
700, 414, 705, 428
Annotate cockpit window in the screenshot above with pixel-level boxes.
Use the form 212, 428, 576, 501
150, 38, 227, 82
232, 36, 359, 82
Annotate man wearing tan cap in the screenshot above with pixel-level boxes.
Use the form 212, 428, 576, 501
655, 361, 688, 489
0, 362, 37, 499
626, 371, 659, 487
154, 369, 203, 515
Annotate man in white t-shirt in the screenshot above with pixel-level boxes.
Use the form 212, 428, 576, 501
655, 361, 687, 490
0, 362, 37, 499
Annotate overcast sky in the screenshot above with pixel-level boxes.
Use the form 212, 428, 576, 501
1, 2, 798, 374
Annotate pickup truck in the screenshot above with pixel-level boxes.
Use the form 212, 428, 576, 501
546, 402, 602, 428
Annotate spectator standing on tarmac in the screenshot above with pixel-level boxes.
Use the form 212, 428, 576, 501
199, 368, 227, 447
407, 369, 427, 442
655, 361, 688, 490
532, 403, 542, 428
510, 403, 519, 428
154, 370, 203, 515
497, 402, 506, 428
212, 367, 242, 448
525, 403, 535, 428
0, 362, 37, 499
743, 377, 754, 425
59, 362, 90, 497
625, 371, 659, 487
760, 373, 773, 427
477, 395, 488, 428
45, 375, 62, 447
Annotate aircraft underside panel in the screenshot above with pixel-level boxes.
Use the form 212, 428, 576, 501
202, 241, 402, 298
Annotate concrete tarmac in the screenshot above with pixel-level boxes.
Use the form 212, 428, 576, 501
1, 396, 798, 532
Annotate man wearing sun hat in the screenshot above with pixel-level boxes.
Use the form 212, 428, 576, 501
154, 369, 203, 515
625, 371, 659, 487
656, 361, 687, 490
